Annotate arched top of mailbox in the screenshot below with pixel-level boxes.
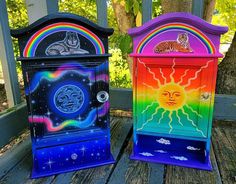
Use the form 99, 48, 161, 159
11, 13, 114, 57
128, 12, 228, 56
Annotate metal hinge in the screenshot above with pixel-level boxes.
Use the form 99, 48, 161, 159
26, 72, 29, 82
33, 127, 36, 137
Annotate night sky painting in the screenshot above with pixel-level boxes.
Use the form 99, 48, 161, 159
25, 61, 114, 178
11, 13, 114, 178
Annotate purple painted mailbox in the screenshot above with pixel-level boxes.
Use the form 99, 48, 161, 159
128, 12, 228, 170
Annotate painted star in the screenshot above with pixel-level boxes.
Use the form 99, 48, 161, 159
46, 109, 51, 116
45, 159, 54, 169
80, 146, 87, 156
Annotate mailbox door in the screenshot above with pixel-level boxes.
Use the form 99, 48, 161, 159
24, 59, 109, 146
135, 57, 216, 138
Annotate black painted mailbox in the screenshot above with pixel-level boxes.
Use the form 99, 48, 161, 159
11, 13, 114, 178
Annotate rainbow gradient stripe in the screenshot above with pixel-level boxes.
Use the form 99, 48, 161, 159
28, 101, 109, 132
136, 23, 216, 54
23, 22, 105, 57
133, 58, 217, 138
25, 62, 108, 95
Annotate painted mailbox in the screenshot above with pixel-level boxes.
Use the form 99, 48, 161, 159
128, 12, 227, 170
11, 13, 114, 178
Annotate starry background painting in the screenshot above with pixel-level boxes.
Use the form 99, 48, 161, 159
23, 60, 114, 177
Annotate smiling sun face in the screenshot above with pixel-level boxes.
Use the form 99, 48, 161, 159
158, 83, 186, 111
137, 58, 213, 137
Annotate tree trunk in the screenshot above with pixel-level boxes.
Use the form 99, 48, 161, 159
111, 0, 136, 80
216, 32, 236, 94
111, 0, 135, 34
161, 0, 192, 13
161, 0, 215, 22
203, 0, 216, 22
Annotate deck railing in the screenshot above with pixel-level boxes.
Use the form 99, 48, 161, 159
0, 0, 236, 148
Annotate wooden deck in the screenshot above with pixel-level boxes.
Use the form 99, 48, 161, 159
0, 115, 236, 184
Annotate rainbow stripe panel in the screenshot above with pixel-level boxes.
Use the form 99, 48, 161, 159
23, 22, 105, 57
134, 57, 216, 138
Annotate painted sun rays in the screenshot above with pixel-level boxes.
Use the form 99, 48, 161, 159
137, 58, 213, 137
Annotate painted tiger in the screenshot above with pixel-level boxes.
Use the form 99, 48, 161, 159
154, 33, 193, 54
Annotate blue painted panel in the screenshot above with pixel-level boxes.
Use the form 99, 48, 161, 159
12, 13, 114, 178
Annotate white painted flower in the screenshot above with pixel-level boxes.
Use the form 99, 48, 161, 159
156, 138, 171, 145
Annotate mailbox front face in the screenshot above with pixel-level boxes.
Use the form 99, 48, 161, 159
24, 59, 109, 146
134, 57, 217, 138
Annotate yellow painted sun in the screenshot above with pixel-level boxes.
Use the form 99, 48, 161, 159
137, 58, 213, 137
157, 83, 186, 111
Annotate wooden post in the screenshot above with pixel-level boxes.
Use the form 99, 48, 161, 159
96, 0, 108, 27
142, 0, 152, 24
25, 0, 58, 24
192, 0, 204, 18
0, 0, 21, 107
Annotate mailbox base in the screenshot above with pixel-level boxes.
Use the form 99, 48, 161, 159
31, 156, 115, 178
30, 136, 114, 178
130, 153, 212, 171
131, 134, 212, 171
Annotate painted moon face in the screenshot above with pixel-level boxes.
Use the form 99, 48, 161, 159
54, 84, 84, 113
157, 83, 186, 111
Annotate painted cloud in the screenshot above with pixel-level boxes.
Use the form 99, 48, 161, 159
156, 138, 171, 145
187, 146, 201, 151
139, 152, 154, 157
170, 156, 188, 161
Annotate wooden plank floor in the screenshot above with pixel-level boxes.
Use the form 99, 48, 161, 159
0, 116, 236, 184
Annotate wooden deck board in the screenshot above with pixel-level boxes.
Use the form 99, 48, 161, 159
108, 140, 164, 184
1, 117, 236, 184
51, 117, 132, 184
0, 116, 133, 184
164, 144, 222, 184
0, 137, 31, 178
212, 121, 236, 184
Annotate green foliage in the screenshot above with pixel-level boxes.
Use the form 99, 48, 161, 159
6, 0, 28, 69
152, 0, 162, 18
212, 0, 236, 43
59, 0, 97, 22
118, 34, 133, 57
109, 48, 132, 88
7, 0, 28, 29
124, 0, 142, 16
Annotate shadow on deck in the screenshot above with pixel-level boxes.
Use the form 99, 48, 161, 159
0, 115, 236, 184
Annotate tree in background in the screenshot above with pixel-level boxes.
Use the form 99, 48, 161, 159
5, 0, 236, 91
110, 0, 236, 93
6, 0, 28, 58
111, 0, 162, 82
215, 0, 236, 94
